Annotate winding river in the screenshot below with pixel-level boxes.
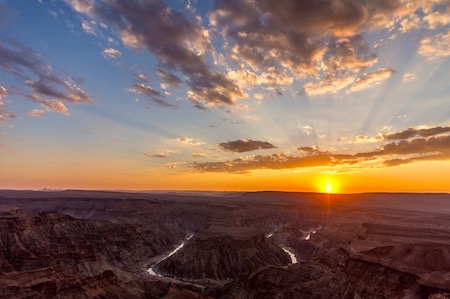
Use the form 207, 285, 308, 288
147, 234, 193, 277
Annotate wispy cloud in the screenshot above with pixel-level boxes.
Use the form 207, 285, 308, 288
157, 69, 182, 89
0, 86, 14, 122
347, 68, 395, 93
128, 83, 176, 108
0, 41, 91, 118
81, 20, 96, 35
177, 137, 205, 147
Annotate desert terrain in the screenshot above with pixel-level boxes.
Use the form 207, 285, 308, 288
0, 190, 449, 298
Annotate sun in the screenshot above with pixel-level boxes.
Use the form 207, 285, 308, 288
318, 177, 339, 194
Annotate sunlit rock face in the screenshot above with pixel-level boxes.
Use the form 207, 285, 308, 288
154, 225, 291, 281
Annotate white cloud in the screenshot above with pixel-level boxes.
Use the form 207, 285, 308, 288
41, 99, 69, 115
177, 137, 205, 146
82, 20, 96, 35
419, 29, 450, 60
347, 68, 395, 93
27, 109, 45, 118
102, 47, 122, 59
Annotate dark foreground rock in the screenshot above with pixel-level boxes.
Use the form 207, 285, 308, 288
155, 225, 291, 281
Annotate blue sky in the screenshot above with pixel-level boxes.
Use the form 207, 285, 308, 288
1, 0, 450, 192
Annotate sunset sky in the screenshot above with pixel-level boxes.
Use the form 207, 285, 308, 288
1, 0, 450, 193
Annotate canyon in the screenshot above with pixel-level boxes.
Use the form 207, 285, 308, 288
0, 190, 449, 298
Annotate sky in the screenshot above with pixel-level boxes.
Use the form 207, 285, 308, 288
1, 0, 450, 193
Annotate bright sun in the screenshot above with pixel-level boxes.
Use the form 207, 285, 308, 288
319, 178, 339, 194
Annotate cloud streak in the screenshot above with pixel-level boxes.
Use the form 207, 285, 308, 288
219, 139, 277, 153
0, 41, 91, 118
128, 83, 176, 108
191, 126, 450, 173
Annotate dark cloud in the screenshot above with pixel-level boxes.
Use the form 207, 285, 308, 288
143, 150, 178, 158
210, 0, 439, 95
157, 69, 182, 89
67, 0, 245, 108
219, 139, 277, 153
298, 146, 330, 155
192, 129, 450, 173
128, 83, 176, 108
192, 153, 333, 173
383, 126, 450, 140
144, 153, 167, 158
0, 42, 91, 116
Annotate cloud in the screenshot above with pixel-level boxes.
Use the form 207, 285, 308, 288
82, 20, 96, 35
382, 126, 450, 140
144, 150, 178, 158
402, 72, 417, 82
298, 146, 331, 154
191, 125, 450, 173
27, 109, 45, 118
0, 86, 7, 99
302, 125, 313, 136
424, 6, 450, 29
177, 137, 205, 147
355, 135, 384, 143
134, 73, 149, 82
102, 47, 122, 59
0, 42, 91, 118
128, 83, 175, 108
419, 28, 450, 60
144, 153, 166, 158
398, 14, 422, 33
0, 86, 15, 121
209, 0, 413, 95
67, 0, 245, 108
192, 153, 207, 158
41, 99, 69, 114
219, 139, 277, 153
192, 153, 334, 173
157, 69, 182, 89
304, 74, 355, 95
0, 109, 15, 121
347, 68, 395, 93
65, 0, 448, 102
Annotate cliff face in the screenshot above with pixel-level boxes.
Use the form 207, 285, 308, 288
0, 210, 197, 298
216, 248, 422, 299
154, 226, 291, 281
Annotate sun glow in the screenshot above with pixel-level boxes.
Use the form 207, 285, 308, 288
319, 177, 339, 194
